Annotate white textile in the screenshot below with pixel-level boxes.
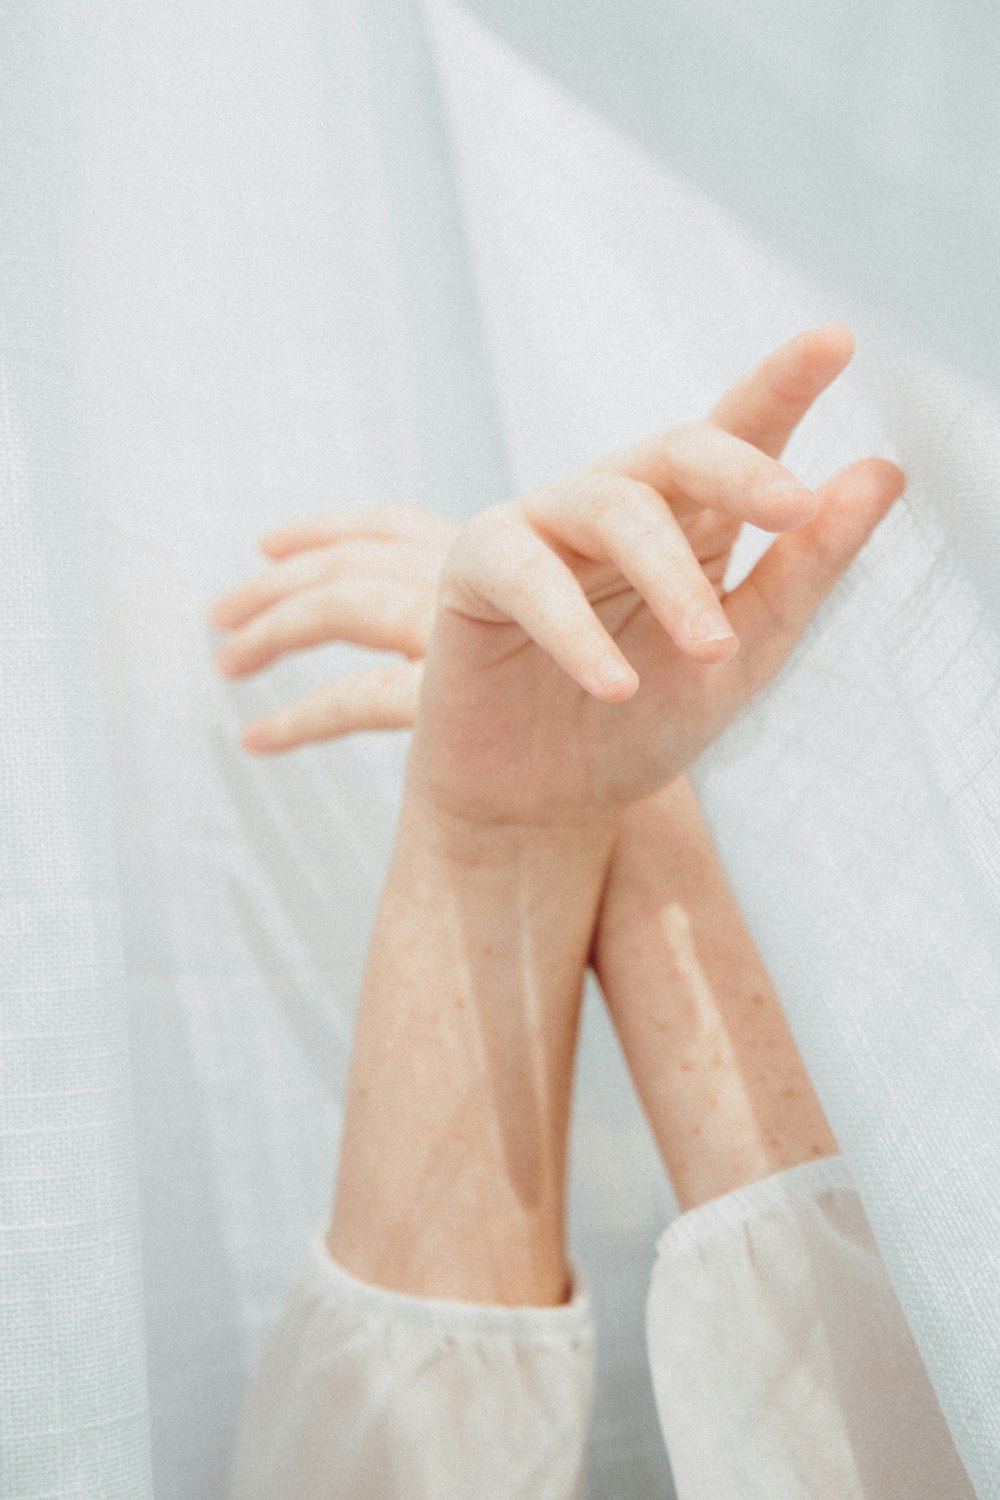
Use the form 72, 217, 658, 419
649, 1157, 973, 1500
227, 1158, 970, 1499
226, 1247, 594, 1500
4, 2, 998, 1496
466, 0, 1000, 394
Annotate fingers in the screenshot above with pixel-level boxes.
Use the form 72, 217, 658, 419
441, 507, 639, 702
211, 545, 346, 631
212, 513, 444, 752
241, 662, 423, 753
601, 324, 857, 529
211, 538, 443, 635
259, 505, 456, 558
215, 574, 434, 678
529, 474, 737, 661
601, 422, 817, 532
709, 323, 856, 458
725, 457, 906, 694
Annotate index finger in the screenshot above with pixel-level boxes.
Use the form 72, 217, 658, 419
708, 323, 856, 458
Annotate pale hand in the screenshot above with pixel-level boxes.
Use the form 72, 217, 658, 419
211, 326, 903, 823
211, 503, 453, 747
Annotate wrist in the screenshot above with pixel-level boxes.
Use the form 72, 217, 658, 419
398, 777, 619, 873
603, 780, 705, 901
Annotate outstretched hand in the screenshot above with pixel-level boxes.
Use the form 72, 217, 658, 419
211, 325, 903, 823
211, 504, 455, 748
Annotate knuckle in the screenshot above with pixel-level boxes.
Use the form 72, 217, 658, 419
665, 420, 705, 447
453, 502, 514, 560
595, 486, 666, 551
442, 503, 538, 616
384, 502, 430, 535
574, 469, 627, 511
567, 470, 653, 534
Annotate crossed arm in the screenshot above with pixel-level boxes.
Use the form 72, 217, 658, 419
324, 779, 838, 1309
212, 326, 899, 1307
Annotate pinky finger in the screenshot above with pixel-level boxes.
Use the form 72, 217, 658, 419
241, 662, 423, 752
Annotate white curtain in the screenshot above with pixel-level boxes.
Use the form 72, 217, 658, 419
1, 3, 997, 1497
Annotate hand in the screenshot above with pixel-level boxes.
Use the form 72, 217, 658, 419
209, 326, 904, 823
210, 506, 456, 751
406, 325, 904, 825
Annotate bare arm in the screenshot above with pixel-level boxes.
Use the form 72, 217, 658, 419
327, 801, 615, 1306
212, 325, 901, 1299
593, 777, 837, 1212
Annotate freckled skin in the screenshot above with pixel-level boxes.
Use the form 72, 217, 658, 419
594, 778, 838, 1211
216, 327, 892, 1306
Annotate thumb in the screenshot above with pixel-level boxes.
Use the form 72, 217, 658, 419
724, 457, 906, 695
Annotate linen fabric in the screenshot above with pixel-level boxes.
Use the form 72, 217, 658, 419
226, 1245, 594, 1500
2, 1, 998, 1496
648, 1158, 974, 1500
226, 1159, 971, 1499
434, 12, 1000, 1492
0, 8, 152, 1497
465, 0, 1000, 394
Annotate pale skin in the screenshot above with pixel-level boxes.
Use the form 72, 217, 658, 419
211, 326, 898, 1303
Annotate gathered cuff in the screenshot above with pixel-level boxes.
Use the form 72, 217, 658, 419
656, 1153, 856, 1259
308, 1232, 593, 1345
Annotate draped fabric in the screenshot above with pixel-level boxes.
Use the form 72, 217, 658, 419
466, 0, 1000, 393
1, 2, 997, 1497
224, 1158, 973, 1500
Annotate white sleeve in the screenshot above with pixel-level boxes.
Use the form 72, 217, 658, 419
646, 1155, 974, 1500
227, 1233, 595, 1500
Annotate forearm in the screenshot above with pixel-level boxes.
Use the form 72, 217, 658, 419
328, 793, 617, 1306
594, 777, 837, 1211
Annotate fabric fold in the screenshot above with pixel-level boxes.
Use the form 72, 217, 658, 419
647, 1156, 974, 1499
227, 1236, 595, 1500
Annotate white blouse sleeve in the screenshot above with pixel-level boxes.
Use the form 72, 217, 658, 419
647, 1155, 975, 1500
226, 1234, 595, 1500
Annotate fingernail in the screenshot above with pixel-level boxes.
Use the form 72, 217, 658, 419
690, 609, 736, 647
768, 478, 813, 503
769, 480, 818, 520
596, 656, 636, 691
